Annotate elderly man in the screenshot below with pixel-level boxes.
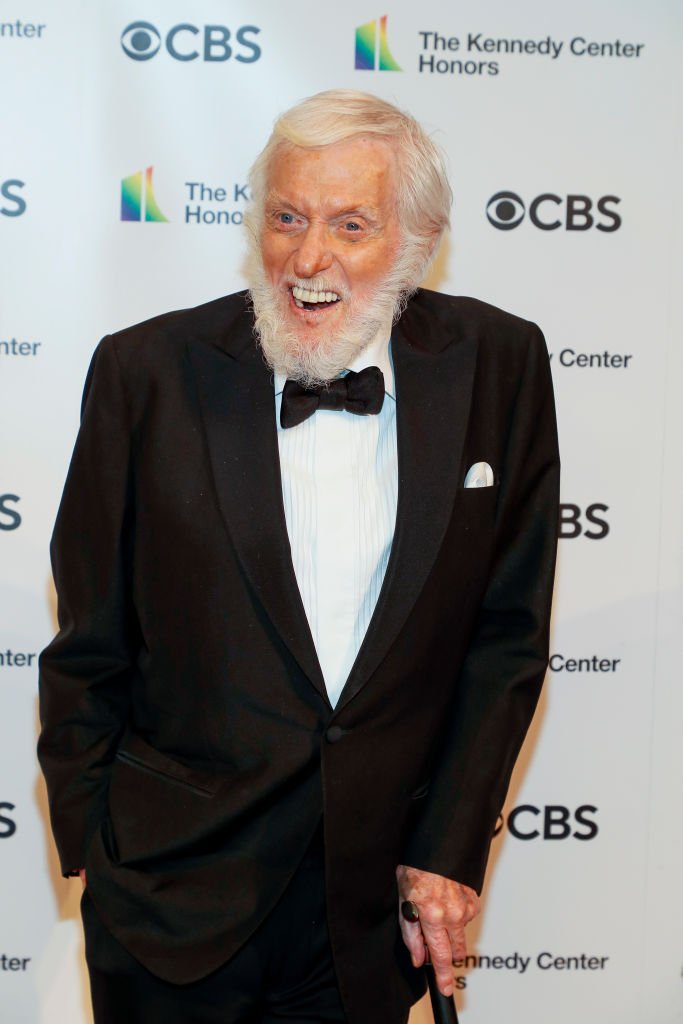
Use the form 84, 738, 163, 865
38, 90, 559, 1024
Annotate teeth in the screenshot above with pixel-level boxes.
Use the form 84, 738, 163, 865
291, 286, 340, 304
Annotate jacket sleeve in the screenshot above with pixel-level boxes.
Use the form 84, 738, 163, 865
402, 325, 560, 893
38, 336, 138, 876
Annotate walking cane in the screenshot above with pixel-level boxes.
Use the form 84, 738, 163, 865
401, 901, 459, 1024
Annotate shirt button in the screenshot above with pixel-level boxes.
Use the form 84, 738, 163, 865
325, 725, 345, 744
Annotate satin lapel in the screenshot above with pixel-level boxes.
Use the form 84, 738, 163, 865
187, 329, 328, 705
336, 315, 478, 710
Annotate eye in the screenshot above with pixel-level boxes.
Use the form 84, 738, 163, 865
344, 221, 361, 232
486, 191, 526, 230
120, 21, 161, 61
269, 210, 301, 229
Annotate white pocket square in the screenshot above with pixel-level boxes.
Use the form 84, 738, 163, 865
464, 461, 494, 488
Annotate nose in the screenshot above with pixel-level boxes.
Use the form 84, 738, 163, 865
292, 221, 333, 279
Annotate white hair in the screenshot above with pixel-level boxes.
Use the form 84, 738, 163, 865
245, 89, 452, 287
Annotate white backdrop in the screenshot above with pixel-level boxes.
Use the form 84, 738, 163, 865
2, 2, 682, 1022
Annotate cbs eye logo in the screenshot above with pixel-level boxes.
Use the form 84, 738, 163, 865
120, 21, 261, 63
486, 191, 621, 232
487, 191, 526, 230
121, 21, 161, 60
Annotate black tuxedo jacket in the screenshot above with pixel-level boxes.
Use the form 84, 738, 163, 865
38, 288, 559, 1024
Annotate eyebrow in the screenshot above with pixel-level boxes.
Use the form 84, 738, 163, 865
265, 192, 293, 208
265, 193, 380, 222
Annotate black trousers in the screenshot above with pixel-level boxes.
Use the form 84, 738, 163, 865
81, 824, 352, 1024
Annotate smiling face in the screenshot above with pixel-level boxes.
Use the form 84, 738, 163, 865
261, 136, 402, 341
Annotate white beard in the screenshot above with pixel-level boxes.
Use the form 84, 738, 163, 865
245, 238, 412, 387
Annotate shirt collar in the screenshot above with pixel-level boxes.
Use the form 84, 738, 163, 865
274, 321, 395, 400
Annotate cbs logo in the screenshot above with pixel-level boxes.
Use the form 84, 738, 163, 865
120, 21, 261, 63
0, 495, 21, 531
1, 180, 26, 218
494, 804, 598, 841
486, 191, 621, 232
0, 803, 17, 839
559, 503, 609, 540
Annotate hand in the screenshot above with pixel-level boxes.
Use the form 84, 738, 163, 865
396, 864, 480, 998
78, 868, 86, 890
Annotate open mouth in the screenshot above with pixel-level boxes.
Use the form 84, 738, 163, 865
290, 285, 341, 312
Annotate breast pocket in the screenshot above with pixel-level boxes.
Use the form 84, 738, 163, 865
443, 483, 501, 587
459, 482, 499, 525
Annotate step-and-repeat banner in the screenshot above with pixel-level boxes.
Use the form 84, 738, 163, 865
2, 2, 682, 1022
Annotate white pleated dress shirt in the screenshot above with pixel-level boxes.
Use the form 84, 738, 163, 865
274, 328, 398, 707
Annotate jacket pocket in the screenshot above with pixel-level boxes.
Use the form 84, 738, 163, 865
410, 780, 431, 801
460, 482, 500, 498
456, 481, 500, 533
115, 733, 219, 799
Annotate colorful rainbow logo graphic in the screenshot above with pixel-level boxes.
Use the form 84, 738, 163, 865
121, 166, 168, 222
355, 15, 401, 71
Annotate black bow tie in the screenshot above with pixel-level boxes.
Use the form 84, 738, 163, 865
280, 366, 385, 429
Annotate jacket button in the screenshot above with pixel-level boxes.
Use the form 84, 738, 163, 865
325, 725, 345, 744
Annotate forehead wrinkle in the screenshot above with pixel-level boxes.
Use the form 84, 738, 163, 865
267, 144, 397, 221
320, 172, 397, 224
265, 188, 300, 211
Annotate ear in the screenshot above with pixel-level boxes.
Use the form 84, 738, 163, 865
425, 229, 442, 261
